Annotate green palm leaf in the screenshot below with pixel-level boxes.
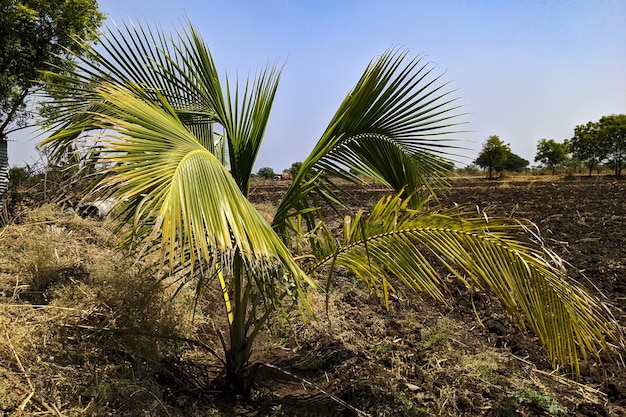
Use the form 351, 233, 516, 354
309, 191, 620, 375
41, 19, 281, 198
274, 49, 466, 235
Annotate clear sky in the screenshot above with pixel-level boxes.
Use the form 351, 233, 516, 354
9, 0, 626, 171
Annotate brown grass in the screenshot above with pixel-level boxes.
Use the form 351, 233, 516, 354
0, 205, 203, 416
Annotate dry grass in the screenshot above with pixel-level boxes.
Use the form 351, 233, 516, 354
257, 282, 609, 416
253, 200, 278, 223
0, 205, 205, 416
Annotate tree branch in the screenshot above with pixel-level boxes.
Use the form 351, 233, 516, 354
0, 88, 31, 137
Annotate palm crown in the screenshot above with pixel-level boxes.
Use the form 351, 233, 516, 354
40, 19, 620, 394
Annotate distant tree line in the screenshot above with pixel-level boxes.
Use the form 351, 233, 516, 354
471, 114, 626, 178
533, 114, 626, 177
254, 162, 302, 180
261, 113, 626, 180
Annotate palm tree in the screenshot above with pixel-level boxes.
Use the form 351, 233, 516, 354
40, 20, 621, 395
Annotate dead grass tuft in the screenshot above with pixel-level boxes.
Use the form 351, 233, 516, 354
0, 204, 203, 416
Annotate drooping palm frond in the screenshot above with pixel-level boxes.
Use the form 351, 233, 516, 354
273, 49, 466, 235
308, 191, 620, 375
80, 83, 314, 299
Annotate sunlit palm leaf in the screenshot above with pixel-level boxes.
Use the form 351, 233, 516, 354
40, 20, 184, 160
41, 19, 281, 197
221, 66, 282, 193
309, 191, 620, 375
86, 84, 314, 294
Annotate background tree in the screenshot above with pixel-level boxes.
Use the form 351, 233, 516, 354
40, 20, 622, 395
257, 167, 275, 179
498, 150, 529, 172
535, 139, 569, 175
0, 0, 103, 209
570, 121, 605, 176
570, 115, 626, 177
598, 114, 626, 177
286, 161, 302, 177
474, 135, 510, 179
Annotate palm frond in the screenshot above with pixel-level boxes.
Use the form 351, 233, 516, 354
221, 64, 282, 194
274, 49, 466, 236
40, 19, 280, 197
87, 83, 314, 294
308, 191, 620, 375
39, 21, 218, 161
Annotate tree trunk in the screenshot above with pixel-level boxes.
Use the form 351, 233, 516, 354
0, 139, 9, 212
223, 252, 258, 397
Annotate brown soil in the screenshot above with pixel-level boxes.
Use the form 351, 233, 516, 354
241, 176, 626, 416
1, 176, 625, 416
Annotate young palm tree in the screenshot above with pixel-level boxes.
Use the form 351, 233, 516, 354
40, 20, 620, 395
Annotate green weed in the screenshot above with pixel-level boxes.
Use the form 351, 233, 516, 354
420, 318, 454, 349
509, 388, 568, 415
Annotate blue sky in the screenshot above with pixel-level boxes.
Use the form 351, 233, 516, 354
9, 0, 626, 171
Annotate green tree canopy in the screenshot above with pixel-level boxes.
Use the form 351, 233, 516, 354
286, 161, 302, 177
0, 0, 103, 136
498, 150, 528, 172
570, 115, 626, 177
257, 167, 275, 179
570, 121, 605, 176
598, 114, 626, 177
0, 0, 104, 208
474, 135, 510, 179
535, 139, 569, 175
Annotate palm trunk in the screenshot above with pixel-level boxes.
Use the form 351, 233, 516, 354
0, 139, 9, 212
224, 252, 257, 396
225, 344, 258, 396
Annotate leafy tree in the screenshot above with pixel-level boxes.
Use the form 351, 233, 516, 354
570, 115, 626, 177
40, 20, 621, 396
474, 135, 509, 179
535, 139, 569, 175
8, 166, 32, 188
498, 150, 529, 172
570, 121, 605, 176
287, 161, 302, 177
256, 167, 275, 179
598, 114, 626, 177
0, 0, 104, 208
